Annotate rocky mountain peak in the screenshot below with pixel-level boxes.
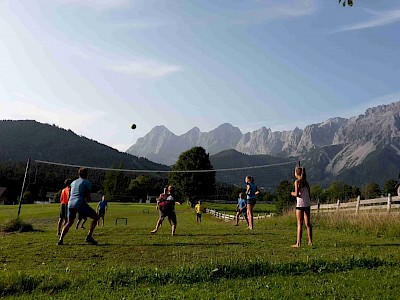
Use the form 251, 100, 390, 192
126, 101, 400, 170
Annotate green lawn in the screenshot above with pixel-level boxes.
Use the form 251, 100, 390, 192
1, 203, 400, 299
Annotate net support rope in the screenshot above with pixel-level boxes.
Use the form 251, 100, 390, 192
34, 159, 297, 173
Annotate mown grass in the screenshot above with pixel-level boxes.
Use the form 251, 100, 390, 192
1, 203, 400, 299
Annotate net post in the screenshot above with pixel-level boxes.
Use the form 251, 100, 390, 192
17, 158, 31, 218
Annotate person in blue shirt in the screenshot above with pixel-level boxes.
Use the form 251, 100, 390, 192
57, 167, 99, 245
235, 193, 249, 227
245, 175, 260, 230
96, 195, 108, 226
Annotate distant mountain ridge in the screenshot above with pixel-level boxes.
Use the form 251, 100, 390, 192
127, 101, 400, 186
0, 120, 168, 171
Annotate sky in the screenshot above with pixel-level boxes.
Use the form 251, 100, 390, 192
1, 0, 400, 152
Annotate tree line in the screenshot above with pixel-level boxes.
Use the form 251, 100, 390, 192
2, 147, 398, 214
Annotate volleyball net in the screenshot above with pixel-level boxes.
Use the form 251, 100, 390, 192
24, 159, 297, 202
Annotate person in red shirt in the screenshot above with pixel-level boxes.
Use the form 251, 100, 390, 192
57, 179, 72, 236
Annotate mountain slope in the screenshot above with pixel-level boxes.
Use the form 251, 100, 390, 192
0, 120, 168, 170
126, 101, 400, 188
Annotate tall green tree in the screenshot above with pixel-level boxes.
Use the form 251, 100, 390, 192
168, 147, 215, 206
383, 179, 397, 196
128, 175, 163, 201
362, 182, 381, 199
310, 184, 325, 203
103, 163, 129, 201
275, 180, 294, 214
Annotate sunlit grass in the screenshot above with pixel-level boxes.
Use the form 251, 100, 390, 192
1, 203, 400, 299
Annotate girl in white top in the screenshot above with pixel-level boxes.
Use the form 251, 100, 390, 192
290, 166, 313, 248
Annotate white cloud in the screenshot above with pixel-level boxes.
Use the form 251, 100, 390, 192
107, 60, 182, 79
333, 9, 400, 33
233, 0, 317, 25
57, 0, 130, 11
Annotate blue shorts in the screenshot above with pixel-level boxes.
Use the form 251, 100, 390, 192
68, 203, 97, 221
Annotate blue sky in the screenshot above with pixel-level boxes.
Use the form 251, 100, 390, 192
1, 0, 399, 152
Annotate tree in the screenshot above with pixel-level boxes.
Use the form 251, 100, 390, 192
21, 191, 34, 204
310, 184, 324, 203
128, 175, 163, 201
339, 0, 354, 7
383, 179, 397, 196
326, 180, 346, 202
103, 163, 130, 201
168, 147, 215, 206
362, 182, 381, 199
275, 180, 294, 214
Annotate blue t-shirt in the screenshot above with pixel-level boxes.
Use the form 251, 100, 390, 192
238, 198, 247, 209
98, 200, 108, 212
246, 182, 257, 199
68, 178, 92, 208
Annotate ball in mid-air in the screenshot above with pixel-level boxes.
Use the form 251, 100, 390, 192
131, 124, 137, 130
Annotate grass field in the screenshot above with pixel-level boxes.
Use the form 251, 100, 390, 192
1, 202, 400, 299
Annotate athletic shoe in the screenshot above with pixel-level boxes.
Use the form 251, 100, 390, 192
57, 240, 63, 245
85, 236, 98, 245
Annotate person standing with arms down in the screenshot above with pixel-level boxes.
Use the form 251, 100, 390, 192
290, 166, 312, 248
151, 185, 182, 236
195, 200, 206, 224
57, 179, 72, 236
235, 193, 249, 227
97, 195, 108, 226
58, 167, 99, 245
245, 176, 259, 230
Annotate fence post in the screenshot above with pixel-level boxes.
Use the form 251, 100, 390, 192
336, 199, 340, 213
387, 193, 392, 214
355, 196, 360, 215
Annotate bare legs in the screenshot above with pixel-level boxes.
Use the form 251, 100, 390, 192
98, 216, 105, 226
151, 218, 163, 234
292, 209, 312, 248
57, 218, 67, 235
235, 211, 249, 226
151, 218, 176, 236
247, 204, 255, 230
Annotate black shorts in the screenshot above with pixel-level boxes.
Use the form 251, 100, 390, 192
296, 207, 311, 213
98, 210, 105, 218
196, 213, 202, 219
59, 203, 68, 219
246, 198, 256, 206
160, 209, 177, 225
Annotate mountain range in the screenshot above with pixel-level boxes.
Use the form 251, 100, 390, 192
127, 101, 400, 187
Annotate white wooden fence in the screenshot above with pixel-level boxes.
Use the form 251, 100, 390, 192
206, 208, 275, 221
311, 194, 400, 214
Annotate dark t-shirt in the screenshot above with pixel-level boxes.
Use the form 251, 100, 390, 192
163, 193, 180, 212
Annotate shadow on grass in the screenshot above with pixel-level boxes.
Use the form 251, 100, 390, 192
370, 243, 400, 247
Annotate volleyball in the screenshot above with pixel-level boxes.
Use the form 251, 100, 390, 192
131, 124, 137, 129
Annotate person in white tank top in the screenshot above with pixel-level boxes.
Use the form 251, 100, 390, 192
290, 166, 313, 248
